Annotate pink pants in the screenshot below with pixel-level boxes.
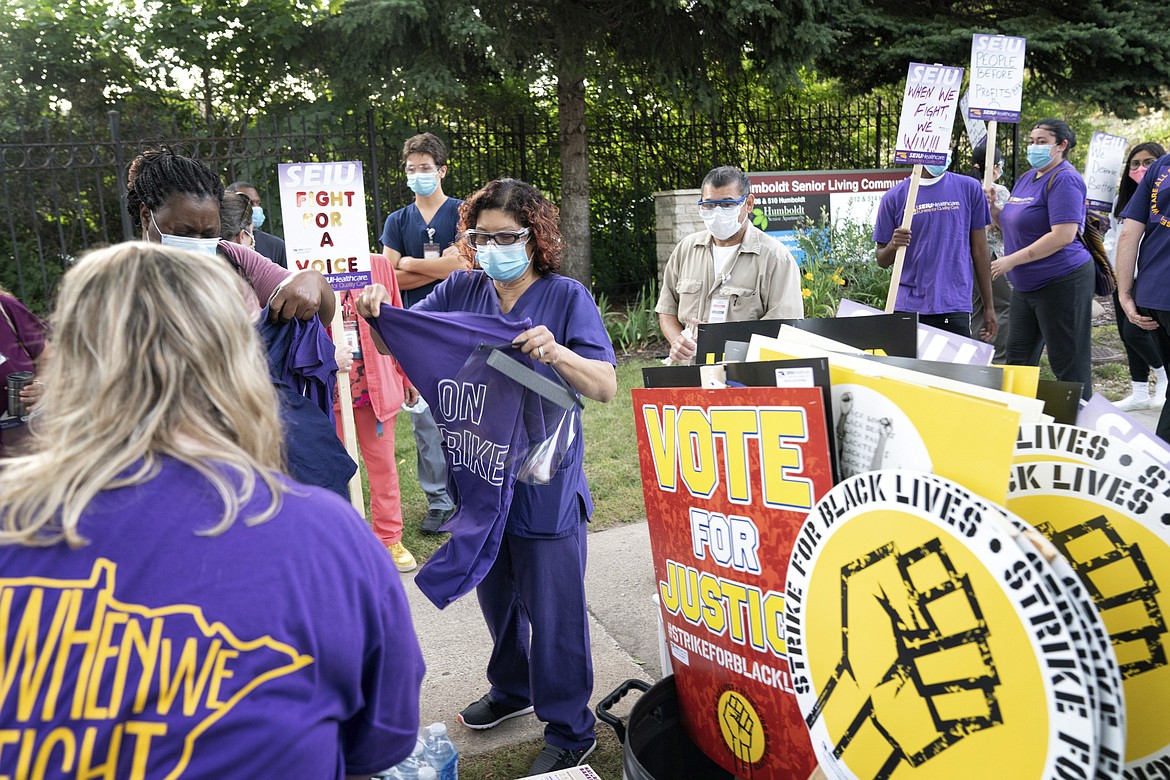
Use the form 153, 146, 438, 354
336, 405, 403, 545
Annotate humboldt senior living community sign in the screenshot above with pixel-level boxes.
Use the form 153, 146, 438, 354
747, 170, 906, 262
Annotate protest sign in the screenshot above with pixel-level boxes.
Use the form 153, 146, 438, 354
634, 385, 835, 778
278, 161, 372, 291
1078, 393, 1170, 469
894, 63, 964, 167
1085, 132, 1129, 212
837, 298, 996, 365
960, 90, 988, 150
967, 34, 1027, 123
278, 160, 373, 511
788, 470, 1098, 780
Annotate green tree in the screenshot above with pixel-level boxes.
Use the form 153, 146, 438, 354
305, 0, 840, 285
819, 1, 1165, 116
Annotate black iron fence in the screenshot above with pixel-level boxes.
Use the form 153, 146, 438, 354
1, 97, 901, 312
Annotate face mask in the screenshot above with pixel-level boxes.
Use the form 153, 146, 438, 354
407, 172, 439, 197
923, 152, 952, 179
251, 205, 265, 230
1130, 166, 1152, 185
150, 211, 220, 255
1027, 144, 1054, 169
476, 242, 530, 282
701, 207, 746, 241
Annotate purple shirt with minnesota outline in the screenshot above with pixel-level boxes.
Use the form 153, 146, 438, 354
0, 458, 424, 778
1121, 152, 1170, 311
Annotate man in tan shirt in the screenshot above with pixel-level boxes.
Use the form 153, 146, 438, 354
656, 166, 803, 363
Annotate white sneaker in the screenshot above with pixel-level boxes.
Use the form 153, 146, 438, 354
1153, 388, 1168, 408
1115, 394, 1153, 411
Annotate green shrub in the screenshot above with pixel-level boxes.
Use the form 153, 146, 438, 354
794, 214, 890, 316
597, 282, 662, 352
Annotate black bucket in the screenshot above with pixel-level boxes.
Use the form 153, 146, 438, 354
596, 676, 734, 780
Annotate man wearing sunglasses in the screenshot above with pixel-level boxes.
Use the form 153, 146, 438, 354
655, 165, 803, 363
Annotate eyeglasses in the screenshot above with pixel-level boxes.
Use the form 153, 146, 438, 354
697, 195, 747, 212
405, 164, 440, 174
1130, 158, 1157, 170
464, 228, 530, 247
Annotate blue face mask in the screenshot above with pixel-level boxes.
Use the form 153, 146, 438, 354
150, 210, 220, 255
1027, 144, 1054, 169
923, 152, 952, 179
476, 242, 530, 282
251, 205, 265, 230
407, 172, 439, 197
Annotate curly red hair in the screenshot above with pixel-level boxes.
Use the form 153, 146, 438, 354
457, 179, 562, 275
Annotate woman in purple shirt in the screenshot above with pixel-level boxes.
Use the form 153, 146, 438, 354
988, 118, 1094, 398
358, 179, 617, 775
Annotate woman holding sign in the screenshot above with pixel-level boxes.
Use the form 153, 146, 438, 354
989, 118, 1094, 399
357, 178, 617, 775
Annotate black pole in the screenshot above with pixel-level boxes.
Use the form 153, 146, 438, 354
367, 108, 383, 240
109, 111, 133, 241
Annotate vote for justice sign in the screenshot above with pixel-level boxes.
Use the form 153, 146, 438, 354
633, 386, 835, 779
278, 161, 372, 291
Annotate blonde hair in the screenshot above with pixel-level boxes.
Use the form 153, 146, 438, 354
0, 241, 288, 546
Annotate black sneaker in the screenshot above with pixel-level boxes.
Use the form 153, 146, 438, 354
420, 507, 454, 534
456, 694, 534, 730
526, 740, 596, 774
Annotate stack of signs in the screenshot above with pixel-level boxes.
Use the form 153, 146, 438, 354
1012, 424, 1170, 778
786, 469, 1106, 779
634, 386, 836, 778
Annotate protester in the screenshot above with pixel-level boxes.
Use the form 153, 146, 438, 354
128, 147, 334, 323
656, 165, 803, 363
334, 254, 419, 572
1117, 147, 1170, 441
358, 178, 617, 775
0, 284, 46, 456
875, 150, 995, 339
380, 133, 468, 533
228, 180, 288, 268
988, 118, 1094, 399
220, 189, 257, 248
0, 241, 424, 778
967, 142, 1012, 359
1107, 142, 1167, 410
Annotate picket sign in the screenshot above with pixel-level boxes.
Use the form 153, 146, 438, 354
983, 120, 999, 188
884, 164, 923, 313
332, 298, 364, 512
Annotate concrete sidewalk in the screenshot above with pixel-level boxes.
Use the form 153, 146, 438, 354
400, 521, 660, 759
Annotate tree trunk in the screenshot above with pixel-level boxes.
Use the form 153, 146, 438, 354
556, 39, 590, 287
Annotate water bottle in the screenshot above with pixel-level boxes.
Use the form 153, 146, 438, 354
387, 740, 428, 780
422, 722, 458, 780
417, 768, 437, 780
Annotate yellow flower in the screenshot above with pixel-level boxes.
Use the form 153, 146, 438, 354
804, 271, 814, 280
835, 276, 845, 286
801, 288, 812, 298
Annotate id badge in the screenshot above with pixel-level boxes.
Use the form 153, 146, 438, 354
343, 320, 362, 359
423, 242, 440, 259
708, 295, 730, 324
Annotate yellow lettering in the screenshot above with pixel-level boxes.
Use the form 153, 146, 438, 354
157, 638, 222, 716
84, 611, 129, 719
207, 648, 239, 708
77, 724, 122, 780
68, 590, 106, 719
32, 727, 76, 778
760, 409, 813, 510
763, 592, 786, 656
678, 409, 716, 497
643, 406, 677, 491
722, 580, 750, 644
659, 561, 681, 614
330, 211, 342, 226
710, 409, 759, 503
126, 618, 164, 715
124, 721, 166, 779
698, 573, 725, 633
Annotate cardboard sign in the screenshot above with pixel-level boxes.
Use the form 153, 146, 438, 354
1077, 393, 1170, 469
1085, 132, 1129, 212
967, 35, 1027, 123
894, 63, 964, 166
634, 386, 836, 778
278, 161, 372, 291
1007, 460, 1170, 777
837, 299, 996, 366
747, 170, 907, 262
788, 470, 1097, 779
960, 90, 989, 150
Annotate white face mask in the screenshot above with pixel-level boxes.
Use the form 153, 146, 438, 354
150, 211, 220, 255
701, 206, 746, 241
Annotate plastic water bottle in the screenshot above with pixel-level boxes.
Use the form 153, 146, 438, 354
422, 722, 459, 780
388, 740, 428, 780
418, 768, 437, 780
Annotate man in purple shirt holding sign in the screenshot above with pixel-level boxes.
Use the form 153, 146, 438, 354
874, 154, 996, 340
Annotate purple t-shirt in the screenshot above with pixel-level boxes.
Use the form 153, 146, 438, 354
417, 271, 616, 537
0, 457, 424, 778
873, 172, 991, 313
1121, 152, 1170, 310
0, 295, 46, 416
999, 161, 1092, 292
